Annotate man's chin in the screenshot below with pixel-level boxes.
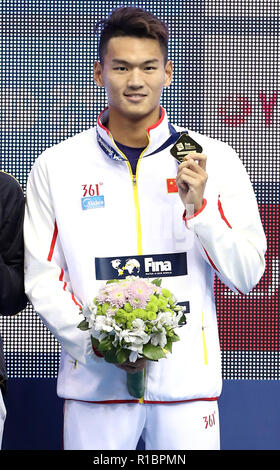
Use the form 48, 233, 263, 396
119, 106, 159, 123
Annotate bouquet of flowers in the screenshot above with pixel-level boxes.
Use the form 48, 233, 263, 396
78, 277, 186, 398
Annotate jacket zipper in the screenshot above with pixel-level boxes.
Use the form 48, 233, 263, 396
131, 173, 143, 255
109, 134, 151, 402
202, 311, 208, 365
108, 134, 151, 256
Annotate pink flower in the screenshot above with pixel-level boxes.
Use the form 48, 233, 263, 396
96, 278, 161, 310
95, 285, 111, 303
106, 284, 127, 307
126, 279, 155, 309
96, 282, 123, 304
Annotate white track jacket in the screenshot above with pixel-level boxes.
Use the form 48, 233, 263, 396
24, 108, 266, 403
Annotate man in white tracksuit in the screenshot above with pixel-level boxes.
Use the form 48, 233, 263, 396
24, 7, 266, 450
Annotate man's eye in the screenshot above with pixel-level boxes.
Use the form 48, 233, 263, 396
114, 66, 127, 71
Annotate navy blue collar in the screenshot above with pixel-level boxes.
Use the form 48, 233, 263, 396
146, 123, 186, 157
96, 122, 187, 162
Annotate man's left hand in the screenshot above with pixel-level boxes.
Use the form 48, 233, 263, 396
176, 152, 208, 214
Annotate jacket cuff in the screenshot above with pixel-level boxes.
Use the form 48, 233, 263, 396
182, 199, 207, 226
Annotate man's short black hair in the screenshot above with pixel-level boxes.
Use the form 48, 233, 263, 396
96, 7, 169, 65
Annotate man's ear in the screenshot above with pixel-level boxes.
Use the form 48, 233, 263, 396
94, 61, 104, 87
164, 60, 173, 87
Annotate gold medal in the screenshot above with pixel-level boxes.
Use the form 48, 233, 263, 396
170, 133, 203, 163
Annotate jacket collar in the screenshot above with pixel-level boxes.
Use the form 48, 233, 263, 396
96, 106, 173, 162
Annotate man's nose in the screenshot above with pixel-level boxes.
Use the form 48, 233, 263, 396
127, 68, 144, 88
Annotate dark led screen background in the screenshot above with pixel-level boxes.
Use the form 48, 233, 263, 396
0, 1, 279, 380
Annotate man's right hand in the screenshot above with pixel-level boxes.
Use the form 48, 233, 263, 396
115, 357, 146, 374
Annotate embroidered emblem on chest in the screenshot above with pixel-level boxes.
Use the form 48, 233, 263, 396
81, 183, 105, 210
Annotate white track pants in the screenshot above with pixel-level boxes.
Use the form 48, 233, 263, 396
63, 399, 220, 450
0, 389, 6, 449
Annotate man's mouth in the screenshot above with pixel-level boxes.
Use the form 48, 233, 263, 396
124, 93, 147, 102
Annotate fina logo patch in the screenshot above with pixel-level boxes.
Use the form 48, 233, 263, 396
95, 252, 188, 280
111, 258, 141, 276
81, 183, 105, 210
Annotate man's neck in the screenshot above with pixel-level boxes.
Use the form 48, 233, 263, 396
106, 107, 161, 148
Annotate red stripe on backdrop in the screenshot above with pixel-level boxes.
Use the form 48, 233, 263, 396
216, 204, 279, 352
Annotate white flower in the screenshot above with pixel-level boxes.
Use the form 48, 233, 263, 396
116, 319, 150, 352
121, 328, 148, 345
156, 311, 173, 325
94, 315, 114, 333
82, 304, 97, 328
154, 310, 182, 330
131, 318, 146, 332
127, 343, 144, 354
129, 350, 140, 362
151, 329, 167, 348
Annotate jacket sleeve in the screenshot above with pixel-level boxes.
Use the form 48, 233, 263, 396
0, 175, 27, 315
24, 156, 93, 365
185, 142, 267, 294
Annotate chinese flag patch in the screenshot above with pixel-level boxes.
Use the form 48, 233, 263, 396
166, 178, 178, 193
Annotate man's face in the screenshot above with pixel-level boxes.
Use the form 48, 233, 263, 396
94, 36, 172, 123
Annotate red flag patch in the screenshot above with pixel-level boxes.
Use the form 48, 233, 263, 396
166, 178, 178, 193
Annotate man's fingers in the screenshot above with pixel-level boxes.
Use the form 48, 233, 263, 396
185, 152, 207, 163
177, 171, 202, 189
178, 153, 207, 171
177, 160, 207, 181
176, 162, 208, 193
179, 160, 204, 175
